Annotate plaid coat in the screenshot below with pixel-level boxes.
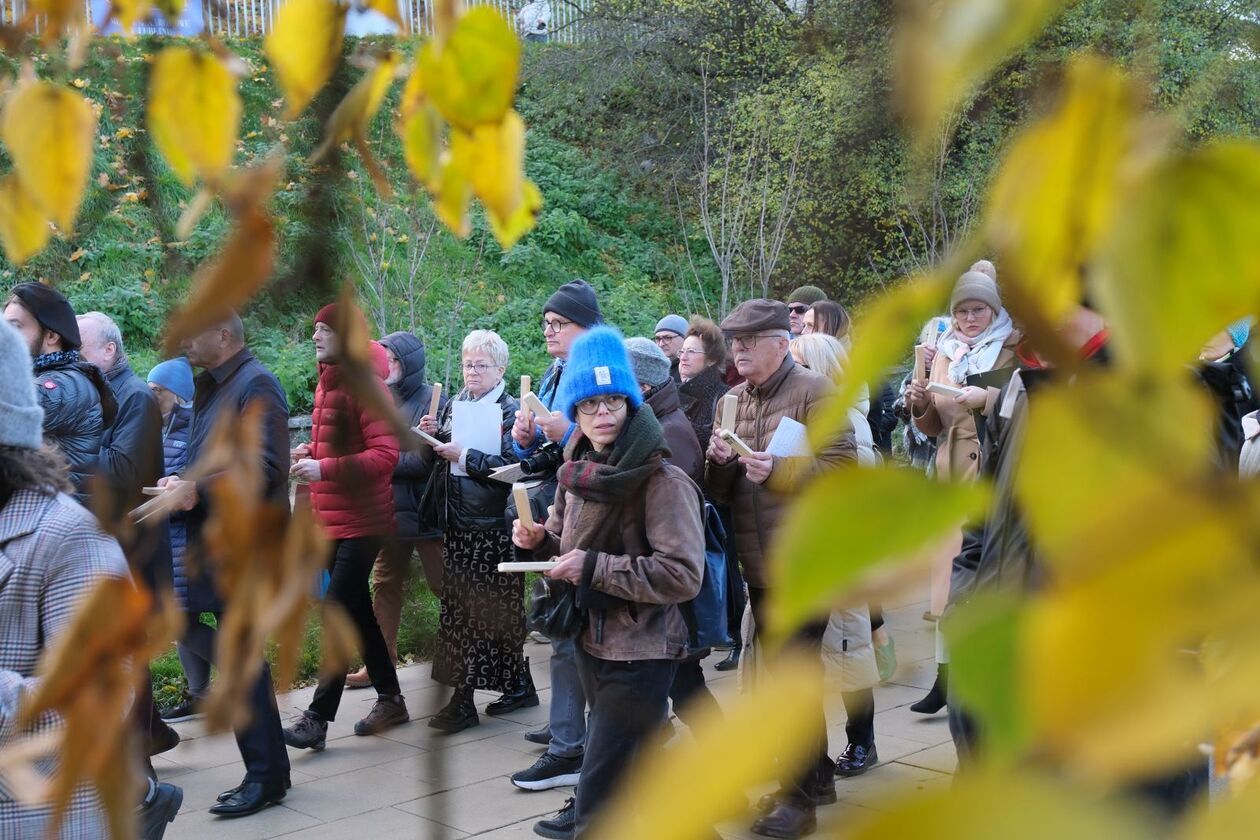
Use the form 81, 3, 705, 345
0, 488, 129, 839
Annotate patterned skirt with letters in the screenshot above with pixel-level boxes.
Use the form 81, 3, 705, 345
432, 528, 527, 692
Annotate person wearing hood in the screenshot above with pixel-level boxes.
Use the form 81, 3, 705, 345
283, 302, 408, 753
517, 326, 705, 840
4, 283, 117, 503
345, 331, 448, 690
906, 271, 1020, 716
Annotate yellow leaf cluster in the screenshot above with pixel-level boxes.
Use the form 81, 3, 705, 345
0, 174, 52, 265
1, 79, 96, 233
148, 47, 242, 188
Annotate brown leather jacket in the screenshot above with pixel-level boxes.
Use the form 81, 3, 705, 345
704, 355, 857, 589
535, 463, 705, 661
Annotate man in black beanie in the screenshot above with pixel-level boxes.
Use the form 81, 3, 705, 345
4, 283, 116, 502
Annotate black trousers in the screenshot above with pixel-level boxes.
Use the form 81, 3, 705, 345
748, 586, 832, 804
841, 688, 875, 748
668, 654, 722, 729
574, 649, 677, 838
310, 536, 400, 721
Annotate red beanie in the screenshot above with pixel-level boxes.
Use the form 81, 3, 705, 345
314, 302, 367, 332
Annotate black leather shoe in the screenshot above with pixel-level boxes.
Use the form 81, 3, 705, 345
208, 781, 286, 818
486, 663, 539, 716
750, 798, 816, 839
714, 648, 740, 672
216, 777, 291, 803
429, 689, 478, 733
910, 665, 947, 715
834, 742, 878, 777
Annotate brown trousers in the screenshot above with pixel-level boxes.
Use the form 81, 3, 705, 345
371, 537, 445, 661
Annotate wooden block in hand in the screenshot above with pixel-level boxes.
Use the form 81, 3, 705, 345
429, 383, 443, 418
520, 375, 531, 397
719, 393, 738, 433
513, 483, 534, 529
522, 392, 551, 418
721, 429, 756, 458
913, 345, 926, 382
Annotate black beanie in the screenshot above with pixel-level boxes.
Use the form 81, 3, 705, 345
543, 279, 602, 329
9, 282, 81, 349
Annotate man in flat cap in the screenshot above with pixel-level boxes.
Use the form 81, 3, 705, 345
5, 283, 116, 502
703, 298, 855, 839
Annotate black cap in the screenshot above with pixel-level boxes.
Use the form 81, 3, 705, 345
543, 279, 602, 329
9, 282, 81, 349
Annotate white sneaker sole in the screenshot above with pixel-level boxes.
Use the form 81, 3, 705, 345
511, 772, 581, 791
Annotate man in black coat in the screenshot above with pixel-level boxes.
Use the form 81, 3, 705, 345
160, 313, 292, 819
4, 283, 116, 502
345, 330, 447, 689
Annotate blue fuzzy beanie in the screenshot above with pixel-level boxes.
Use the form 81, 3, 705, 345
555, 326, 643, 421
147, 357, 195, 403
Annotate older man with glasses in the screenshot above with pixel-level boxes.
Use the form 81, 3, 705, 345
704, 298, 856, 840
653, 314, 688, 382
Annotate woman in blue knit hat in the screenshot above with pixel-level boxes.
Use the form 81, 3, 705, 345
513, 326, 706, 840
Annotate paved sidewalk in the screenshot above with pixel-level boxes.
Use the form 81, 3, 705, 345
158, 589, 954, 838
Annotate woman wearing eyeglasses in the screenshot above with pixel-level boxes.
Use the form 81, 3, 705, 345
514, 326, 705, 840
418, 330, 531, 733
905, 270, 1020, 715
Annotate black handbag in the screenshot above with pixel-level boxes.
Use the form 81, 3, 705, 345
527, 575, 584, 641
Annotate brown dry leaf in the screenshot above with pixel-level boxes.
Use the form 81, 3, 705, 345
432, 0, 459, 45
310, 50, 401, 197
0, 79, 97, 232
24, 0, 87, 41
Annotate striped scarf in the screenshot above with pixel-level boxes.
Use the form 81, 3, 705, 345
557, 405, 666, 505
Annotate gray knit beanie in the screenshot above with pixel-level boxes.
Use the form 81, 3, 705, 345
950, 271, 1002, 314
0, 320, 44, 449
624, 337, 672, 388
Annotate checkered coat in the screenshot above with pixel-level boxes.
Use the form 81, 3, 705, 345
0, 489, 129, 839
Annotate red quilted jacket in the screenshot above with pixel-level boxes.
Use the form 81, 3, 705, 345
308, 341, 400, 538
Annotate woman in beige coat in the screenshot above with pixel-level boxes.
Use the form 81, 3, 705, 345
906, 270, 1020, 714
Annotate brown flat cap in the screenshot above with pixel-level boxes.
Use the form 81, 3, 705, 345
720, 299, 790, 334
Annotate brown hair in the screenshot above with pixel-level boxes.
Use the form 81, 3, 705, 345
0, 445, 73, 496
686, 315, 727, 370
809, 300, 851, 340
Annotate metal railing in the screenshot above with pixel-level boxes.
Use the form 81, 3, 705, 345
0, 0, 588, 41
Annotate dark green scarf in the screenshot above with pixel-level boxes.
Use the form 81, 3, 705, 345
557, 405, 668, 504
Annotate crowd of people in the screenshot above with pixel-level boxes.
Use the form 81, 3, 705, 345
2, 263, 1242, 838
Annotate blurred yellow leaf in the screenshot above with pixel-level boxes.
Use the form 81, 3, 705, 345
432, 0, 458, 44
399, 99, 443, 191
592, 655, 822, 840
435, 142, 473, 238
467, 109, 524, 222
895, 0, 1073, 140
1, 80, 97, 232
111, 0, 154, 32
148, 46, 241, 187
0, 174, 51, 265
419, 6, 520, 132
265, 0, 347, 119
488, 177, 541, 249
984, 55, 1143, 331
1094, 140, 1260, 373
806, 272, 951, 450
845, 770, 1153, 839
364, 0, 402, 27
26, 0, 87, 41
1184, 773, 1260, 838
769, 466, 989, 641
154, 0, 185, 19
310, 50, 401, 196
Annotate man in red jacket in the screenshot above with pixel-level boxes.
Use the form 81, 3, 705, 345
283, 302, 408, 750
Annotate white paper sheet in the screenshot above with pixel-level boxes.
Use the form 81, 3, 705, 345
451, 400, 503, 477
765, 416, 811, 458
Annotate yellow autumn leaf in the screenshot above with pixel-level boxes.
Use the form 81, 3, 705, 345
154, 0, 185, 19
419, 6, 520, 132
592, 656, 822, 840
488, 177, 541, 249
894, 0, 1074, 140
467, 109, 525, 222
1, 80, 97, 232
26, 0, 87, 41
435, 141, 473, 237
1093, 140, 1260, 373
111, 0, 154, 33
310, 51, 401, 162
148, 46, 242, 187
845, 769, 1154, 839
0, 174, 52, 265
265, 0, 348, 119
397, 63, 443, 191
364, 0, 403, 27
983, 55, 1143, 330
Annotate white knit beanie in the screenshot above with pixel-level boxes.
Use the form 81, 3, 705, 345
0, 321, 44, 449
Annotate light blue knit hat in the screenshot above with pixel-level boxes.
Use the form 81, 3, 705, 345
555, 326, 643, 421
147, 357, 195, 403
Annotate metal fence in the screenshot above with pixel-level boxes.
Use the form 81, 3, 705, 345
0, 0, 589, 41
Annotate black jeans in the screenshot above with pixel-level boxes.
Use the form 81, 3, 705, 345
841, 688, 875, 748
669, 654, 722, 729
574, 649, 677, 838
310, 536, 400, 721
748, 586, 832, 804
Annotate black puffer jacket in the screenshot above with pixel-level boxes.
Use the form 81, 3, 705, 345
33, 350, 117, 502
380, 332, 446, 539
420, 386, 520, 532
677, 363, 729, 450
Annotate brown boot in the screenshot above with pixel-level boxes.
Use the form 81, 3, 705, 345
345, 666, 372, 690
354, 695, 410, 736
